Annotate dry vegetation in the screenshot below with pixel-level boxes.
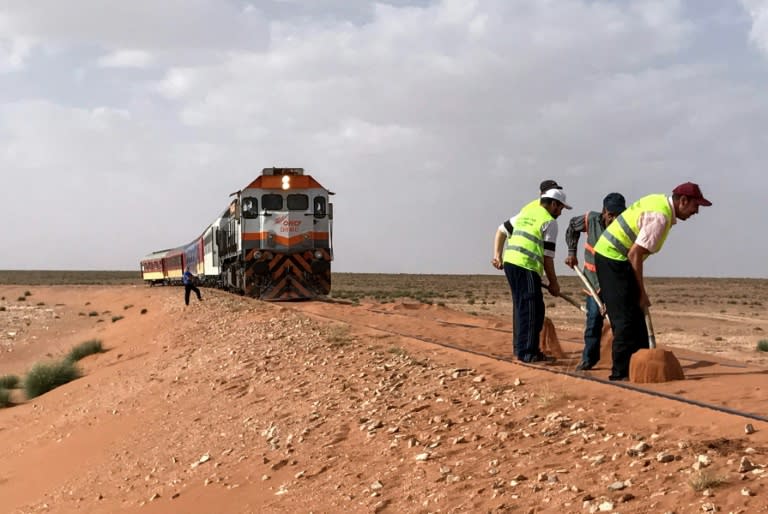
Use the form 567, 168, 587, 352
0, 270, 141, 285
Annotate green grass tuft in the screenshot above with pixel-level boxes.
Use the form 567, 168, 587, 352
24, 360, 81, 399
111, 315, 124, 323
67, 339, 104, 362
88, 311, 99, 316
0, 375, 20, 389
140, 308, 148, 314
23, 291, 31, 297
17, 296, 26, 301
757, 340, 768, 352
0, 388, 10, 408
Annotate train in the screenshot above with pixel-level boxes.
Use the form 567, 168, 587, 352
140, 167, 334, 300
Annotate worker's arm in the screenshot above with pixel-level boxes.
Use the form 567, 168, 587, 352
627, 243, 651, 309
564, 213, 586, 269
543, 256, 560, 297
492, 217, 515, 270
491, 229, 506, 270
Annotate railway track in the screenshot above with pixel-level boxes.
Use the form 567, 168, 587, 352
292, 300, 768, 424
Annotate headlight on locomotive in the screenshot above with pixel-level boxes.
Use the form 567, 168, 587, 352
314, 250, 323, 260
253, 251, 262, 260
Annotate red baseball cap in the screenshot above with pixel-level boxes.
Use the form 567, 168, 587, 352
672, 182, 712, 206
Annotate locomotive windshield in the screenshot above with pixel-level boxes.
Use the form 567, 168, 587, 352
287, 194, 309, 211
262, 194, 283, 211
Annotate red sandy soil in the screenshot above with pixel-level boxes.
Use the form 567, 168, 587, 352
0, 285, 766, 514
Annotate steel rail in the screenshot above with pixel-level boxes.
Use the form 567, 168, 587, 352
302, 305, 768, 424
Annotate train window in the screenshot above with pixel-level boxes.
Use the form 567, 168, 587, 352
287, 194, 309, 211
242, 197, 259, 218
262, 194, 283, 211
313, 196, 327, 218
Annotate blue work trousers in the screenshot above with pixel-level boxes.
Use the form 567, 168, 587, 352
581, 295, 605, 366
503, 262, 544, 361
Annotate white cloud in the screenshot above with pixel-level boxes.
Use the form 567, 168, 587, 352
0, 36, 34, 71
0, 0, 268, 53
97, 49, 154, 69
0, 0, 766, 276
741, 0, 768, 54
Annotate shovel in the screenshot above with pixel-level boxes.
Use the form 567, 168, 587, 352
643, 306, 657, 349
573, 266, 606, 317
541, 283, 587, 313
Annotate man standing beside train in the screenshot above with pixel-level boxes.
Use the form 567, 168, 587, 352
593, 182, 712, 381
492, 187, 572, 362
564, 192, 627, 371
182, 267, 203, 306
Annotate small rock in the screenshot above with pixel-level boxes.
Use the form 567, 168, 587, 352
739, 457, 756, 473
656, 452, 675, 463
598, 501, 614, 512
415, 453, 430, 461
741, 487, 755, 496
371, 481, 383, 491
618, 493, 635, 503
745, 423, 756, 435
700, 503, 718, 512
608, 481, 626, 491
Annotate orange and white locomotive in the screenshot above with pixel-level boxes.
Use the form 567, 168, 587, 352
140, 167, 334, 300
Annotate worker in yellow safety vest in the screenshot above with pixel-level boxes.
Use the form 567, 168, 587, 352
593, 182, 712, 381
492, 187, 572, 363
492, 179, 563, 354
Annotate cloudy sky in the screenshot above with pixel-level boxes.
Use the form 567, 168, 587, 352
1, 0, 767, 278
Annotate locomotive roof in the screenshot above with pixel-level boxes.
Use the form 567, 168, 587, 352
242, 167, 326, 190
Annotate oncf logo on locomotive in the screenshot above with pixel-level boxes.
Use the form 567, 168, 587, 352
274, 215, 302, 233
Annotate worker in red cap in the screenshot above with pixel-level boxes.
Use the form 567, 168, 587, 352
593, 182, 712, 380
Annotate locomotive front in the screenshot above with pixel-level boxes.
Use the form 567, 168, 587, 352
218, 167, 334, 300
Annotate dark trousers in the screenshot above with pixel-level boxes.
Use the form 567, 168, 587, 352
595, 254, 648, 378
581, 294, 605, 366
503, 262, 544, 361
184, 284, 202, 305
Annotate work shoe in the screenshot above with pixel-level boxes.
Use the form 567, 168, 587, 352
527, 353, 556, 363
608, 375, 628, 382
575, 361, 594, 371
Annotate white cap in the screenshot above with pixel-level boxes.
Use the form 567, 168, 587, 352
541, 188, 572, 209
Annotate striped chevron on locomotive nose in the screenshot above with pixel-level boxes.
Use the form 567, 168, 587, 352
244, 249, 332, 300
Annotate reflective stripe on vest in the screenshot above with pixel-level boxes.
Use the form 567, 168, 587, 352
594, 194, 672, 261
502, 203, 553, 276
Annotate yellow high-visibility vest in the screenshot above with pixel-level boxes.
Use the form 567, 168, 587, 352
594, 194, 672, 261
502, 202, 554, 276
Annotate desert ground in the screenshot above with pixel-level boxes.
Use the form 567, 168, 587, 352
0, 272, 766, 514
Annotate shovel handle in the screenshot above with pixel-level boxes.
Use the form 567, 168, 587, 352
540, 283, 587, 313
644, 307, 657, 349
573, 266, 605, 312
